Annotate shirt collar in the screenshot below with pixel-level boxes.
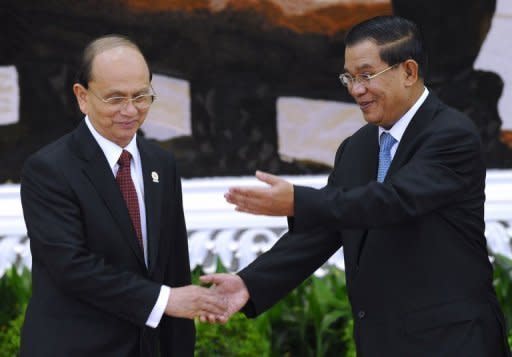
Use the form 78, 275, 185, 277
84, 116, 139, 171
378, 87, 429, 142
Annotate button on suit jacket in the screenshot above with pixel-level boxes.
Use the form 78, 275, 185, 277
20, 120, 194, 357
238, 94, 511, 356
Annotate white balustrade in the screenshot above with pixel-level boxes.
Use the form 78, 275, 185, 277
1, 171, 512, 278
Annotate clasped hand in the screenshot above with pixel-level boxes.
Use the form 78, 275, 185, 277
164, 274, 249, 324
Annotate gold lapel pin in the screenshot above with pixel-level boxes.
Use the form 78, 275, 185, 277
151, 171, 159, 183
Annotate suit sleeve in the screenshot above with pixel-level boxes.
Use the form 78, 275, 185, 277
294, 115, 484, 230
288, 138, 348, 232
239, 139, 349, 316
238, 226, 343, 317
21, 154, 161, 326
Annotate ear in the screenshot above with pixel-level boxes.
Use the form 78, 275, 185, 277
402, 59, 419, 86
73, 83, 88, 115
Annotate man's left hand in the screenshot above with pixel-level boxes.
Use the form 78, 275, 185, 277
224, 170, 294, 216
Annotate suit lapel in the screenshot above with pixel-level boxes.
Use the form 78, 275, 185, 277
347, 124, 379, 185
386, 93, 440, 180
361, 125, 380, 184
70, 121, 146, 268
335, 125, 379, 268
332, 124, 379, 186
138, 138, 162, 275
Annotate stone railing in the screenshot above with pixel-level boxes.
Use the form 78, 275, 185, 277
1, 171, 512, 278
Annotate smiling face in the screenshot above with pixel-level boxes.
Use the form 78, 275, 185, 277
344, 40, 416, 129
73, 46, 152, 147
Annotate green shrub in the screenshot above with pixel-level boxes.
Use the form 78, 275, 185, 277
0, 268, 31, 327
0, 267, 31, 357
1, 259, 511, 356
341, 318, 356, 357
260, 268, 355, 357
0, 304, 25, 357
493, 254, 512, 348
195, 312, 270, 356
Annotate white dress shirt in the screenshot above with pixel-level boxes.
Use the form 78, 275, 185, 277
85, 116, 170, 328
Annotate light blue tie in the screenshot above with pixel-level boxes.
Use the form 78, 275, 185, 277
377, 132, 397, 182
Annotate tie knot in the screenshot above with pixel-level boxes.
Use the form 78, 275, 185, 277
379, 132, 396, 151
118, 150, 132, 167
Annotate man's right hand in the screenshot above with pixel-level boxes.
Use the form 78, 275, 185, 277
164, 285, 228, 321
199, 273, 250, 323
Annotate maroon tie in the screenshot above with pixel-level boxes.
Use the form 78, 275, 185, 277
116, 150, 143, 251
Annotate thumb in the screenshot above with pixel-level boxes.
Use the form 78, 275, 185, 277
199, 273, 225, 285
255, 170, 281, 186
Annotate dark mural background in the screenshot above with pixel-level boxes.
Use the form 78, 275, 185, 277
0, 0, 510, 183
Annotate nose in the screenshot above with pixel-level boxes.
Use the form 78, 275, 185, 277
120, 99, 138, 115
348, 81, 367, 96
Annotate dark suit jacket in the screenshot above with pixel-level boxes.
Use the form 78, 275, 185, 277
239, 94, 511, 356
20, 120, 194, 357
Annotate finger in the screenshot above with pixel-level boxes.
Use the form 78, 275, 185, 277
201, 311, 226, 324
224, 192, 240, 205
199, 273, 226, 285
199, 275, 214, 285
199, 306, 225, 318
201, 296, 228, 314
208, 313, 222, 324
230, 186, 270, 200
255, 170, 281, 186
224, 190, 243, 206
226, 194, 262, 211
235, 204, 276, 216
197, 312, 214, 324
215, 314, 229, 324
235, 206, 258, 215
232, 193, 270, 212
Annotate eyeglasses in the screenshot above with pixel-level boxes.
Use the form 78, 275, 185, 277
88, 86, 156, 110
339, 64, 398, 87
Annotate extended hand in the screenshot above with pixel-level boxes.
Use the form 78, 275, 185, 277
224, 170, 294, 216
164, 285, 228, 320
199, 273, 250, 323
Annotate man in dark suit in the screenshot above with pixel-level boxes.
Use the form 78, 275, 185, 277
202, 16, 511, 356
20, 35, 226, 356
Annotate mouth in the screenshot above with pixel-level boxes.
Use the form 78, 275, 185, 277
115, 120, 138, 128
358, 100, 373, 111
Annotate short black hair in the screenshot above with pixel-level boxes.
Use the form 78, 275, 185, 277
75, 34, 152, 88
345, 16, 427, 79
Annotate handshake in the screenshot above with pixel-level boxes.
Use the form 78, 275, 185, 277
165, 171, 293, 323
164, 273, 249, 323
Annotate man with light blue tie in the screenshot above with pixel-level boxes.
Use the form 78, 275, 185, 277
203, 15, 511, 356
376, 132, 396, 183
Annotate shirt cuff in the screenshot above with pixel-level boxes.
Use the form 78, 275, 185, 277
145, 285, 171, 328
